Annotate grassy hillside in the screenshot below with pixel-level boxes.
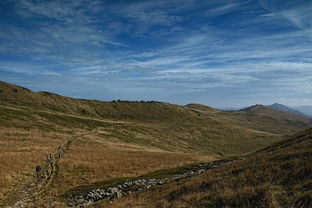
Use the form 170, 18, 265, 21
103, 128, 312, 208
0, 81, 195, 121
187, 104, 309, 135
0, 81, 310, 158
0, 80, 311, 206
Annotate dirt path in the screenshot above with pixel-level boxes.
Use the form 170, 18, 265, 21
5, 136, 77, 208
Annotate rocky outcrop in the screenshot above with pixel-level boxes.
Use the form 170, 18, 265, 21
67, 178, 166, 207
67, 159, 241, 207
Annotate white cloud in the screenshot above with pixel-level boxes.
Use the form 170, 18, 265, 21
107, 0, 184, 38
15, 0, 98, 24
205, 2, 241, 16
0, 61, 61, 76
125, 10, 182, 27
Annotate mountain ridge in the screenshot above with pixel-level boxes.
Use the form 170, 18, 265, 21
240, 104, 311, 125
1, 80, 310, 133
0, 80, 310, 157
269, 103, 312, 118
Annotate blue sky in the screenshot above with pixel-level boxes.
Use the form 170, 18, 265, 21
0, 0, 312, 108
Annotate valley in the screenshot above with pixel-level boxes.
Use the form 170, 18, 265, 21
0, 81, 311, 207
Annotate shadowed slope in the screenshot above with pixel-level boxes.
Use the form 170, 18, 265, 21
103, 128, 312, 208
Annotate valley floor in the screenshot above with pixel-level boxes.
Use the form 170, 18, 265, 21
3, 128, 311, 208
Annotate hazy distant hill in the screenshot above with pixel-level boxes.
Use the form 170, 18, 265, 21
293, 105, 312, 117
240, 104, 311, 124
269, 103, 311, 118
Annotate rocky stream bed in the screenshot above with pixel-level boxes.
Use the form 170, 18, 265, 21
67, 159, 240, 207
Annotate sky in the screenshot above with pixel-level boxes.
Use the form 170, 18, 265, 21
0, 0, 312, 108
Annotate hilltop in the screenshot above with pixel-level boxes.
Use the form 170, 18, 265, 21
241, 104, 311, 124
269, 103, 311, 118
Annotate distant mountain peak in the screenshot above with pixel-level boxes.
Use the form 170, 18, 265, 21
239, 103, 312, 124
268, 103, 310, 118
270, 103, 289, 108
271, 103, 283, 106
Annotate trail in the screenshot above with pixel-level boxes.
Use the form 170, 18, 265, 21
5, 136, 76, 208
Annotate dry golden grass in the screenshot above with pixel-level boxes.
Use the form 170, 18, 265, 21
51, 134, 212, 198
0, 127, 72, 201
0, 123, 212, 206
99, 128, 312, 208
0, 100, 288, 156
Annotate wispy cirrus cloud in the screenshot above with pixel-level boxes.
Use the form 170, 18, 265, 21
0, 0, 123, 61
204, 2, 241, 16
258, 0, 312, 39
